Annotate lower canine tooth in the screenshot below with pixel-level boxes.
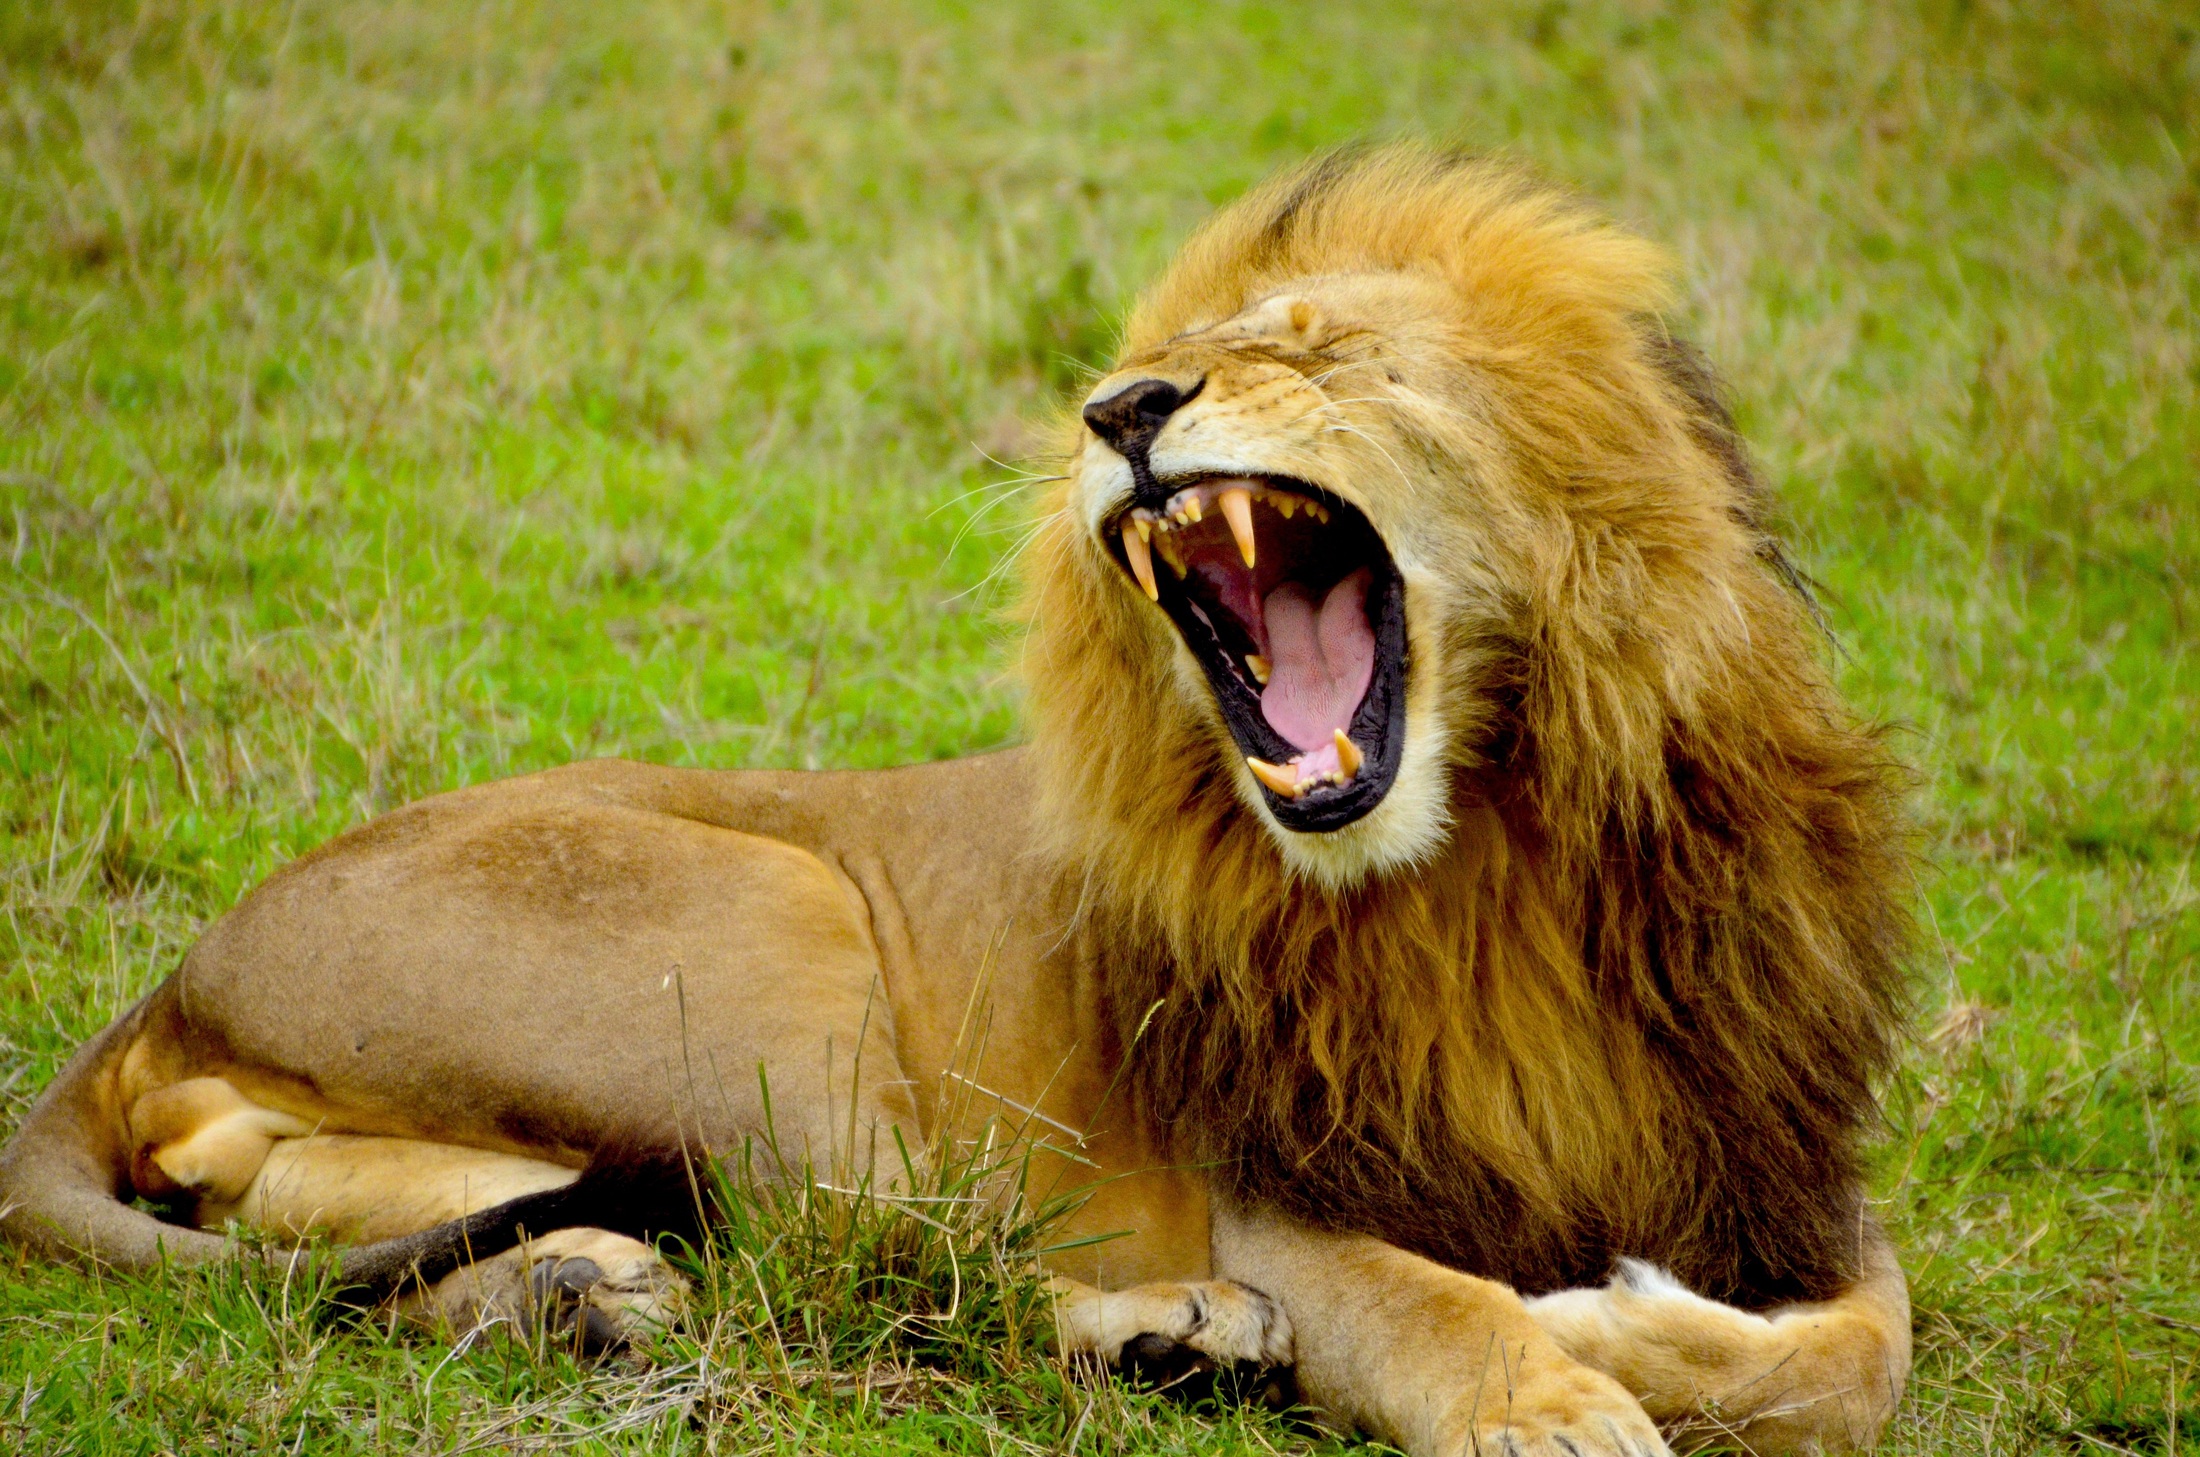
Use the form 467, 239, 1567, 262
1246, 757, 1302, 798
1155, 534, 1186, 577
1333, 729, 1363, 777
1246, 654, 1271, 685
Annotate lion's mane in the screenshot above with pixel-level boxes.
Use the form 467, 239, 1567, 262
1020, 148, 1912, 1307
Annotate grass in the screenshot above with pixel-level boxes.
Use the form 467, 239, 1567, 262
0, 0, 2194, 1451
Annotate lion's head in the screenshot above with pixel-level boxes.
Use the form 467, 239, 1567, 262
1029, 146, 1822, 890
1020, 146, 1911, 1305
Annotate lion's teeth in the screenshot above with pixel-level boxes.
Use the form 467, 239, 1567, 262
1274, 496, 1297, 519
1246, 757, 1302, 798
1219, 487, 1256, 568
1122, 519, 1159, 601
1246, 653, 1271, 685
1333, 729, 1363, 777
1154, 531, 1186, 577
1311, 501, 1329, 523
1184, 496, 1203, 524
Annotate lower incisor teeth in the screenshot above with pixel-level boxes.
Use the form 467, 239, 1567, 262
1246, 654, 1271, 685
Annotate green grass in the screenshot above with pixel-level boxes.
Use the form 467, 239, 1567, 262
1, 0, 2195, 1451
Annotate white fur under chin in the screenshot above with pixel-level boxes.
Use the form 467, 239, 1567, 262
1163, 626, 1453, 891
1244, 701, 1454, 890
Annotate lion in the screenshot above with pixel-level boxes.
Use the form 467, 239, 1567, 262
0, 146, 1914, 1456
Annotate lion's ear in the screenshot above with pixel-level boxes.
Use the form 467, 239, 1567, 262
1228, 292, 1326, 348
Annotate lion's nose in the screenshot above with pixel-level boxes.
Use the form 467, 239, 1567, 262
1081, 377, 1201, 459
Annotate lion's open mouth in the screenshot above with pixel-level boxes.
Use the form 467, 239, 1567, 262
1109, 477, 1406, 832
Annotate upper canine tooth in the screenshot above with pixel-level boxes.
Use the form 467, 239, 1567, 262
1122, 519, 1159, 601
1219, 487, 1256, 568
1246, 757, 1302, 798
1333, 729, 1363, 778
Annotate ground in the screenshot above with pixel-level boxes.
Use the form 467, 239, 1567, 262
1, 1, 2195, 1453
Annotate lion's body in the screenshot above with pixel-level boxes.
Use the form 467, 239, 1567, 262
3, 753, 1208, 1287
1, 148, 1914, 1456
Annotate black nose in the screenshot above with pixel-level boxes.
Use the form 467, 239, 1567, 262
1081, 377, 1200, 458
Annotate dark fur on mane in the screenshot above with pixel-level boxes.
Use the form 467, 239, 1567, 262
1105, 689, 1911, 1306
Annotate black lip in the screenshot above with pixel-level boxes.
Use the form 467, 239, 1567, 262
1113, 480, 1407, 832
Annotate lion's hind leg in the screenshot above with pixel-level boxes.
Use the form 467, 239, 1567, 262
226, 1133, 691, 1352
1524, 1236, 1911, 1454
231, 1133, 693, 1353
125, 1075, 317, 1210
128, 1080, 690, 1353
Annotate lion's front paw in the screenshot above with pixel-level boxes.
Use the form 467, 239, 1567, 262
1454, 1363, 1671, 1457
1056, 1277, 1295, 1403
405, 1226, 690, 1359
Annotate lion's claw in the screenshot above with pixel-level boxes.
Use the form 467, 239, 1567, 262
1452, 1366, 1672, 1457
402, 1226, 689, 1360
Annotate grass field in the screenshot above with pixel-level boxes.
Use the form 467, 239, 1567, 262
2, 0, 2196, 1452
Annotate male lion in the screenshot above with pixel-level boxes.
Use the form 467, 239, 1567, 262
1, 147, 1913, 1456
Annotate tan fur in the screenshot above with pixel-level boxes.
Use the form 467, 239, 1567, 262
1526, 1243, 1912, 1452
126, 1077, 315, 1202
0, 147, 1912, 1455
205, 1133, 579, 1244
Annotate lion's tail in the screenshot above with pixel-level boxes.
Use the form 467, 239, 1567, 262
0, 996, 232, 1269
324, 1139, 713, 1303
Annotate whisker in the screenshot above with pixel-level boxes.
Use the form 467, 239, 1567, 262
945, 484, 1046, 561
928, 478, 1029, 523
946, 509, 1065, 605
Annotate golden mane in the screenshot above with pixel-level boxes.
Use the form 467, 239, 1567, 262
1020, 147, 1912, 1306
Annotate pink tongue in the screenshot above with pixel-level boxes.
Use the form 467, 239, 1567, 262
1260, 568, 1375, 752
